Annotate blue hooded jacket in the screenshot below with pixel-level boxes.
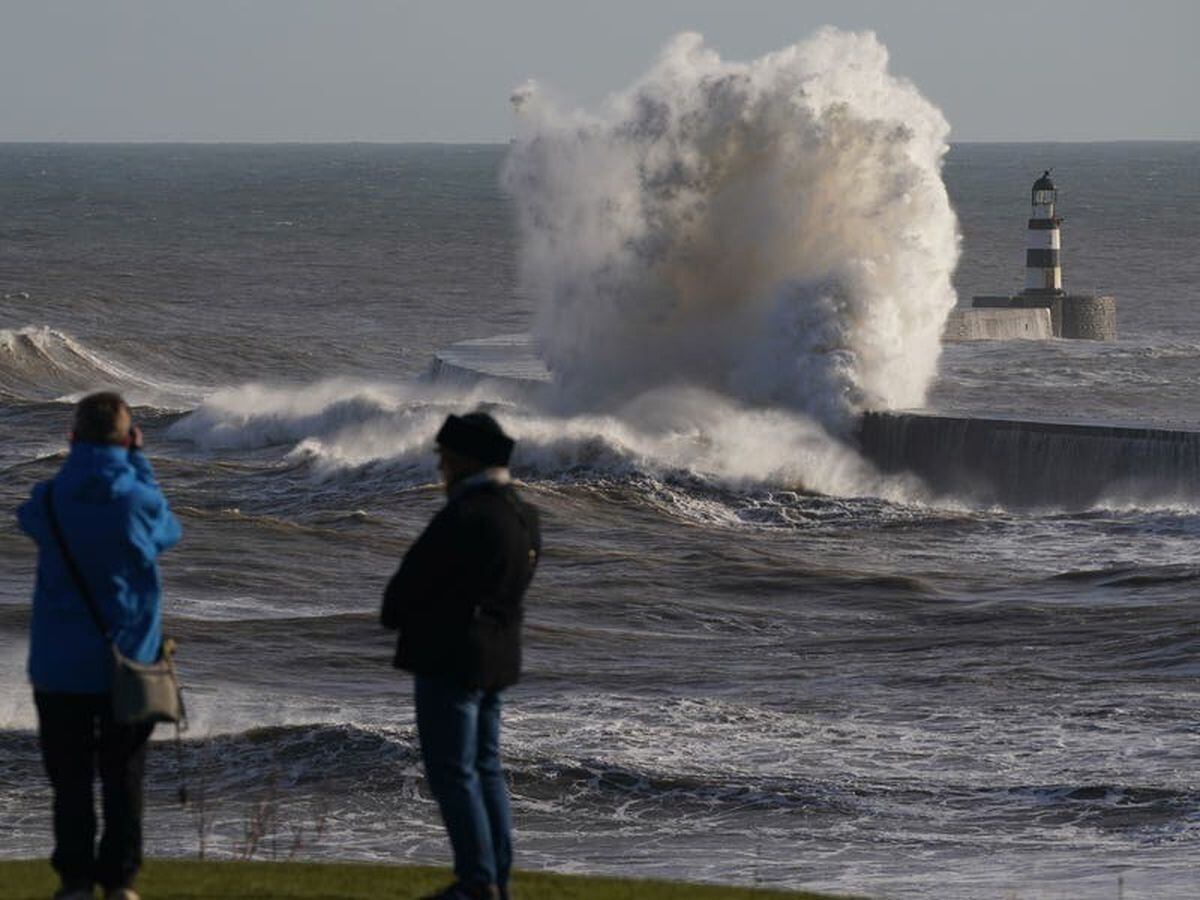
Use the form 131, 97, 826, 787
17, 442, 182, 693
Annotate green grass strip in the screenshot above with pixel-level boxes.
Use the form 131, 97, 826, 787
0, 859, 856, 899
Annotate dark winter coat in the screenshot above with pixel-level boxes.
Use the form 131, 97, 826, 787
381, 473, 540, 691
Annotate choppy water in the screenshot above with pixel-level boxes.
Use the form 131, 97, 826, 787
1, 142, 1199, 899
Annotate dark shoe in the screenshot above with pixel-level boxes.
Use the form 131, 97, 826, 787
419, 883, 500, 900
52, 885, 93, 900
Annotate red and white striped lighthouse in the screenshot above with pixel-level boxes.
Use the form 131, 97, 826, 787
1023, 170, 1063, 295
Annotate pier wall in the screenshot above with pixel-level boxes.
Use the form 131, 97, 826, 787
970, 294, 1117, 340
859, 411, 1200, 508
429, 333, 551, 389
943, 308, 1053, 342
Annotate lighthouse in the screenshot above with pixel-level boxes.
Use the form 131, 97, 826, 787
1023, 170, 1063, 295
963, 170, 1116, 341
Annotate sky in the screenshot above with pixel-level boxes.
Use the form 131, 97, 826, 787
1, 0, 1197, 143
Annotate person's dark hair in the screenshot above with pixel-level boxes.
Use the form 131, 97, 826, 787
73, 391, 131, 445
436, 411, 514, 466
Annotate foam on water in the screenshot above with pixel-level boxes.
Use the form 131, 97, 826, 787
503, 28, 959, 428
171, 378, 923, 502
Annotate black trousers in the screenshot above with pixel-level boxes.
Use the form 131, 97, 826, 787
34, 690, 154, 891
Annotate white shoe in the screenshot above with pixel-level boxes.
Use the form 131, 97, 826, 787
105, 890, 140, 900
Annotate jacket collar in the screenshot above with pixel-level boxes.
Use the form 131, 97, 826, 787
65, 442, 132, 469
448, 466, 511, 503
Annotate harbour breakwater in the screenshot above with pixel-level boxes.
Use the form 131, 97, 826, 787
859, 411, 1200, 508
429, 333, 551, 389
941, 307, 1053, 342
431, 336, 1200, 509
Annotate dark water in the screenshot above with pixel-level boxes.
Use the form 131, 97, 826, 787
1, 143, 1198, 899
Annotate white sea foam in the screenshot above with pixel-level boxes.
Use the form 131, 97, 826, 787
503, 28, 959, 431
169, 379, 509, 460
172, 378, 921, 502
0, 634, 33, 729
170, 379, 414, 451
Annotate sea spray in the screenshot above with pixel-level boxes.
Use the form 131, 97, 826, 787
503, 28, 960, 428
171, 31, 960, 498
172, 379, 918, 501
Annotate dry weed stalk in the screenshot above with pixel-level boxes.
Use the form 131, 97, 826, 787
237, 771, 280, 860
190, 736, 218, 860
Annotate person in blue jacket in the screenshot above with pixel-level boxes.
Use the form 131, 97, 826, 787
17, 391, 182, 900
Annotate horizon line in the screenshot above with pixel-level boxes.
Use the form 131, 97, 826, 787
0, 138, 1197, 146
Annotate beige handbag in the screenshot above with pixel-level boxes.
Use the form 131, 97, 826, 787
109, 639, 184, 725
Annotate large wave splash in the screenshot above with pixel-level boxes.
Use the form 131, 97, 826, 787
170, 379, 915, 502
503, 29, 959, 430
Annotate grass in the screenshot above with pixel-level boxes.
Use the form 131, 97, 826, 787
0, 859, 855, 899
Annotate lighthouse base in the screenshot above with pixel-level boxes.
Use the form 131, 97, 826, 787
971, 293, 1117, 340
943, 307, 1053, 342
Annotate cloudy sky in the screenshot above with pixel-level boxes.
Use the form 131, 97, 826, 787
1, 0, 1196, 142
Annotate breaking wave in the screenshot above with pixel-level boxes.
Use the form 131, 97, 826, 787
169, 378, 918, 501
503, 28, 959, 429
0, 325, 200, 408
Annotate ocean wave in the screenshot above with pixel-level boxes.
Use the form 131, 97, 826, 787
1086, 496, 1200, 517
2, 722, 1196, 893
0, 325, 202, 408
157, 722, 842, 815
168, 378, 501, 453
1051, 563, 1200, 587
3, 719, 1194, 834
170, 377, 927, 505
0, 720, 837, 816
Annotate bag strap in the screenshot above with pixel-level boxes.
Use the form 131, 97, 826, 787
43, 482, 113, 643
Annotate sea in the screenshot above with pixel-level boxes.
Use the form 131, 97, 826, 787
1, 140, 1198, 900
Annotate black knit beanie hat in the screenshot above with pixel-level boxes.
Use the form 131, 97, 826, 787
435, 411, 514, 466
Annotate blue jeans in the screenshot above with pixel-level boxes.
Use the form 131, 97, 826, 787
415, 675, 512, 889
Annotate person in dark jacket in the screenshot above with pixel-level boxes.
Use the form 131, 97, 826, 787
16, 392, 182, 900
382, 411, 540, 900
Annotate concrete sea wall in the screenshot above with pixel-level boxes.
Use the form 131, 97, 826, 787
943, 308, 1053, 342
859, 411, 1200, 508
971, 294, 1117, 340
429, 333, 551, 389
